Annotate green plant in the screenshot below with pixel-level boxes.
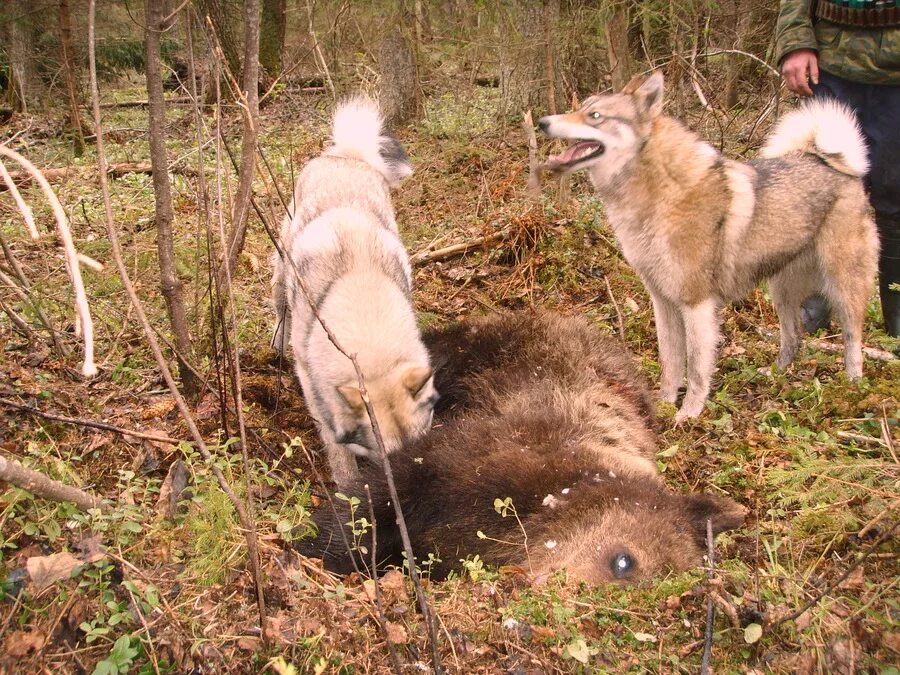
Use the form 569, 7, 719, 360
92, 635, 140, 675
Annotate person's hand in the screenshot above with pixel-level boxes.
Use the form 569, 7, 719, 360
781, 49, 819, 96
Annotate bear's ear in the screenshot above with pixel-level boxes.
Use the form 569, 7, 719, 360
628, 70, 665, 119
336, 385, 365, 412
685, 493, 746, 546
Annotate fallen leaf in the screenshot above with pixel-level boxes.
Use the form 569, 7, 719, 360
236, 636, 259, 651
530, 624, 556, 641
744, 623, 763, 644
142, 396, 176, 420
633, 631, 657, 643
838, 565, 864, 590
155, 460, 190, 519
378, 569, 409, 603
384, 621, 408, 644
26, 552, 83, 591
4, 629, 45, 657
563, 638, 597, 664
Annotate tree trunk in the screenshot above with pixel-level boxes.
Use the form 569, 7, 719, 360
543, 0, 559, 115
58, 0, 85, 156
221, 0, 260, 280
259, 0, 285, 79
722, 0, 753, 109
195, 0, 243, 80
604, 2, 635, 91
378, 10, 420, 128
145, 0, 198, 397
2, 2, 38, 112
499, 0, 544, 117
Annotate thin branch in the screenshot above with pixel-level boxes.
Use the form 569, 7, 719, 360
700, 518, 716, 675
411, 227, 513, 266
365, 483, 404, 675
0, 453, 106, 512
0, 396, 182, 446
603, 275, 626, 342
86, 0, 267, 635
767, 520, 899, 627
808, 338, 896, 363
0, 158, 38, 238
0, 145, 97, 376
522, 110, 540, 200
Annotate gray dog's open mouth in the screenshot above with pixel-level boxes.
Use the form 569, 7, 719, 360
548, 140, 605, 167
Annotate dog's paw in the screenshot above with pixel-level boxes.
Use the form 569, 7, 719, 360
674, 399, 706, 425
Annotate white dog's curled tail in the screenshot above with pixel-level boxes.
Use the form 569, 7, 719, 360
328, 96, 413, 186
760, 99, 868, 177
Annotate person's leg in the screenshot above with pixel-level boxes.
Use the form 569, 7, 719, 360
800, 72, 880, 333
863, 83, 900, 337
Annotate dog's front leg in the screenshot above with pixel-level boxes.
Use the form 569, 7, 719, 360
676, 299, 720, 423
650, 291, 686, 402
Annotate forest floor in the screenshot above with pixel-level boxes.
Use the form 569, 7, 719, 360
0, 75, 898, 674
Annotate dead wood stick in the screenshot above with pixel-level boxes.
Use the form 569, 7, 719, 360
411, 227, 513, 266
97, 97, 192, 108
0, 453, 106, 512
365, 483, 405, 675
87, 0, 267, 636
604, 275, 626, 342
0, 397, 182, 446
835, 431, 887, 449
0, 162, 199, 190
808, 338, 896, 363
522, 110, 540, 200
700, 519, 716, 675
767, 520, 898, 627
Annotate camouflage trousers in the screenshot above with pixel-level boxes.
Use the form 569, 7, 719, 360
813, 70, 900, 336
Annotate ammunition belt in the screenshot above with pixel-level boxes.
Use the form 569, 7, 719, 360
815, 0, 900, 27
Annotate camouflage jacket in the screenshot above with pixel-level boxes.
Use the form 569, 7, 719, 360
775, 0, 900, 84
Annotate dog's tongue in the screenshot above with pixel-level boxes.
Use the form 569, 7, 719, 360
549, 141, 602, 165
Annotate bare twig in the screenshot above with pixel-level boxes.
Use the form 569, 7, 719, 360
304, 0, 336, 97
86, 0, 267, 635
767, 520, 898, 627
0, 265, 68, 356
365, 483, 404, 675
0, 158, 38, 238
0, 162, 199, 190
836, 431, 888, 449
522, 110, 540, 199
211, 59, 263, 628
0, 453, 106, 512
700, 518, 716, 675
411, 227, 513, 266
604, 275, 626, 341
809, 338, 896, 362
0, 146, 97, 376
0, 396, 182, 446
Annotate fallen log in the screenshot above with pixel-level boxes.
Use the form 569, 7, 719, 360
0, 452, 107, 512
0, 162, 199, 190
411, 227, 514, 266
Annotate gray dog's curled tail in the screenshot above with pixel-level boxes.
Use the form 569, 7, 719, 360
760, 98, 868, 178
326, 96, 413, 187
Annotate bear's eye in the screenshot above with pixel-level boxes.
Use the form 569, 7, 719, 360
609, 552, 635, 579
589, 111, 602, 120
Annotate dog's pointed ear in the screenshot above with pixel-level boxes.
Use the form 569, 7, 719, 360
570, 90, 580, 112
630, 71, 665, 119
336, 385, 365, 412
402, 365, 433, 397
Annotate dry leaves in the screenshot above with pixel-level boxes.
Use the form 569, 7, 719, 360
26, 552, 83, 591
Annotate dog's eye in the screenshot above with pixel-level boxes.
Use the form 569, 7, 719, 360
589, 111, 602, 120
609, 552, 635, 579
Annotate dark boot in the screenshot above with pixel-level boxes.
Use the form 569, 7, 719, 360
877, 215, 900, 338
